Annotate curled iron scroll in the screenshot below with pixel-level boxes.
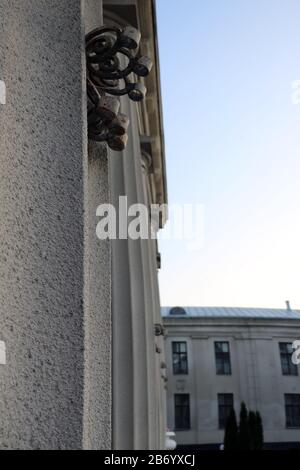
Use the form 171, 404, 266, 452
86, 26, 152, 151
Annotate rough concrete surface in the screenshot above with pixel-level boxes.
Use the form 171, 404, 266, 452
83, 142, 111, 450
0, 0, 87, 449
82, 0, 112, 450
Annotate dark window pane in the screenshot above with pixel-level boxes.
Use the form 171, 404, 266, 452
285, 394, 300, 428
216, 358, 223, 374
215, 342, 231, 375
225, 394, 233, 405
218, 394, 234, 429
181, 357, 187, 370
280, 343, 298, 376
218, 394, 225, 406
280, 343, 286, 353
175, 394, 190, 430
172, 341, 188, 375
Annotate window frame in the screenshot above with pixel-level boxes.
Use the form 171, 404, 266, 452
172, 341, 188, 375
214, 341, 232, 375
174, 393, 191, 431
218, 393, 234, 430
285, 394, 300, 428
279, 342, 298, 376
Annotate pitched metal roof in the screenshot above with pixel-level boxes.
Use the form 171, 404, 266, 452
161, 306, 300, 320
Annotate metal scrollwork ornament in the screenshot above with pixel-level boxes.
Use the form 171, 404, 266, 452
86, 26, 153, 151
154, 324, 165, 337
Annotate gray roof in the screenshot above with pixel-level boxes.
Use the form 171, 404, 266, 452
161, 306, 300, 320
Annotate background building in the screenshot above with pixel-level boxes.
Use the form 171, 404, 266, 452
162, 306, 300, 449
0, 0, 166, 449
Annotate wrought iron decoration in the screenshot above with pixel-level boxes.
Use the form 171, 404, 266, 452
86, 25, 153, 151
154, 323, 165, 337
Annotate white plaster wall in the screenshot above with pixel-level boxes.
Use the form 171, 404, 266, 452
165, 319, 300, 447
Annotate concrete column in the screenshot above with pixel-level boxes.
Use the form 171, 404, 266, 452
110, 95, 165, 450
0, 0, 110, 450
110, 96, 150, 449
82, 0, 112, 451
141, 156, 166, 450
110, 97, 139, 450
83, 141, 112, 450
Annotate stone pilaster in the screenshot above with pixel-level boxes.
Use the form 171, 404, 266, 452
0, 0, 111, 449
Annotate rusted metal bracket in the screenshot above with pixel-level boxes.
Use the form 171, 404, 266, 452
86, 26, 152, 151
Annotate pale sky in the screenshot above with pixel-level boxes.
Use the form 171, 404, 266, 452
156, 0, 300, 309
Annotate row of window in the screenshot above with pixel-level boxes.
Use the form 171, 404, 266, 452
172, 341, 298, 376
174, 393, 300, 430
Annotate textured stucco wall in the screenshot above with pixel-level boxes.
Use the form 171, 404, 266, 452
0, 0, 86, 449
0, 0, 110, 450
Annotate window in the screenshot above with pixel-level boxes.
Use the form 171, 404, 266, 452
172, 341, 188, 374
170, 307, 186, 316
215, 341, 231, 375
174, 394, 190, 430
280, 343, 298, 376
285, 394, 300, 428
218, 393, 234, 429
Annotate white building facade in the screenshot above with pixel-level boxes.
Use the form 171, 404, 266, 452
163, 306, 300, 450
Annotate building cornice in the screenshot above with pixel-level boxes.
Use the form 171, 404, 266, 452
163, 316, 300, 329
103, 0, 168, 225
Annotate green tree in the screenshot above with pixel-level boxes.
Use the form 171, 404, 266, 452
254, 411, 264, 450
224, 408, 239, 450
238, 402, 250, 450
248, 411, 257, 450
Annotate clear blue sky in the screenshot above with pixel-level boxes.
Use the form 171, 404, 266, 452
156, 0, 300, 309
